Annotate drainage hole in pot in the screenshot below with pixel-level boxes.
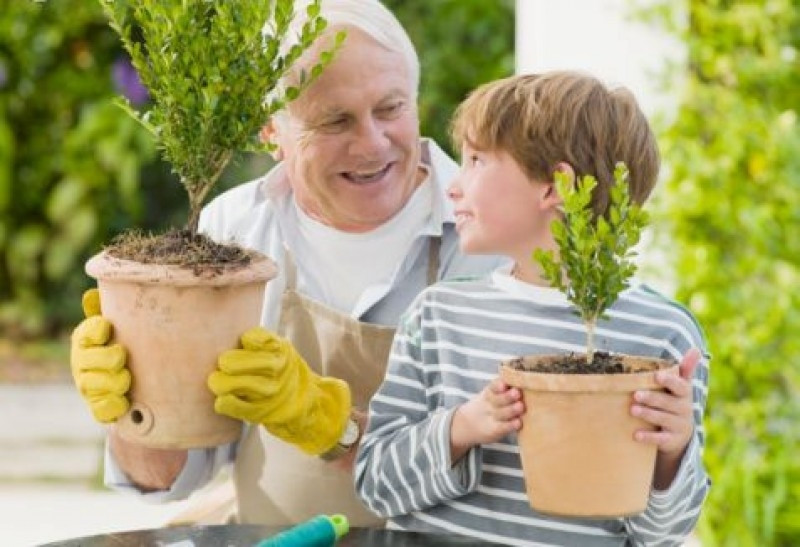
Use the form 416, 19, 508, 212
131, 409, 144, 424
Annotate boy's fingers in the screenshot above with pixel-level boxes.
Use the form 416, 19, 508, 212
493, 400, 524, 422
634, 389, 691, 416
488, 377, 509, 393
653, 372, 692, 398
486, 385, 520, 407
678, 348, 701, 380
634, 429, 671, 446
632, 404, 683, 432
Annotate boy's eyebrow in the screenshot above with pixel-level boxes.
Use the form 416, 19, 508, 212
463, 136, 489, 152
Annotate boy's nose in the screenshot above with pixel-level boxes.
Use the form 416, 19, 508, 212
446, 183, 461, 200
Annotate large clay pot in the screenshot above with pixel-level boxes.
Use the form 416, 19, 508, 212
86, 251, 277, 449
499, 354, 677, 518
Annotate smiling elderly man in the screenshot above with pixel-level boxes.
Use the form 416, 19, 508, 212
69, 0, 505, 527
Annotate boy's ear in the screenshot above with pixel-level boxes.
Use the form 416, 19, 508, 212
542, 162, 575, 211
259, 121, 284, 161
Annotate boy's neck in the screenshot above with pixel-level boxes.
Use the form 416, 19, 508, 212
511, 262, 552, 287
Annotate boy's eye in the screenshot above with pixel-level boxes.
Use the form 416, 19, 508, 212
469, 154, 482, 166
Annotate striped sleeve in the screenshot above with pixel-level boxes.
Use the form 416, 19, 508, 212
355, 296, 482, 517
623, 293, 712, 546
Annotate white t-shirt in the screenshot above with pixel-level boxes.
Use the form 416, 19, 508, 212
293, 177, 434, 313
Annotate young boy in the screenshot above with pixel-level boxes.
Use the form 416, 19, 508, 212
354, 72, 710, 546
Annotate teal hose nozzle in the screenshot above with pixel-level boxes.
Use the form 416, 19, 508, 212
254, 514, 349, 546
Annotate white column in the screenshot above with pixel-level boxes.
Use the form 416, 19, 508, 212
515, 0, 684, 118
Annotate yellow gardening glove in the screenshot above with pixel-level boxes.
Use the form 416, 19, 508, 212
207, 327, 351, 456
69, 289, 131, 423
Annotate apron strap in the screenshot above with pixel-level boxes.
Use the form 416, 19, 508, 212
426, 236, 441, 286
283, 246, 298, 291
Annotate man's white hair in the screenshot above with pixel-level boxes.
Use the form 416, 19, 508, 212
266, 0, 420, 121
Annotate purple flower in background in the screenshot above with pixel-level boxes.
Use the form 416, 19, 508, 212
112, 56, 149, 106
0, 61, 7, 89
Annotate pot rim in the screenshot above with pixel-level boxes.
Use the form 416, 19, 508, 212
85, 250, 278, 287
499, 353, 677, 392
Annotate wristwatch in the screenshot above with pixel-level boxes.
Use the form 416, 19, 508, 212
319, 416, 360, 461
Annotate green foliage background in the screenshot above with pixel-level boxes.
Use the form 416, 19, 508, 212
0, 0, 514, 338
642, 1, 800, 545
0, 0, 183, 337
384, 0, 515, 155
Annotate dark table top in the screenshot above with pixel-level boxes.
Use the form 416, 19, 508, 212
40, 524, 506, 546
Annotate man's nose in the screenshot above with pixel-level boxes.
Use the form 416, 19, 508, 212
349, 118, 390, 158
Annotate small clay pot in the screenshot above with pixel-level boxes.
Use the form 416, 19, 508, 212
86, 251, 277, 449
500, 354, 677, 518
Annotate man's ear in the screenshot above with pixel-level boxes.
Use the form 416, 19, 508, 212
259, 121, 284, 161
541, 162, 575, 211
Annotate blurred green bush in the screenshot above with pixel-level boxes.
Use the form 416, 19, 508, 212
642, 1, 800, 545
0, 0, 184, 337
385, 0, 515, 155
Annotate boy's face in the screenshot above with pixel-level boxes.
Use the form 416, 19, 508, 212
448, 143, 554, 262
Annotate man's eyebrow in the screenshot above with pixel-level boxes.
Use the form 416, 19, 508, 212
300, 107, 348, 127
382, 88, 410, 101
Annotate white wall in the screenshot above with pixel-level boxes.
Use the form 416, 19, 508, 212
515, 0, 684, 119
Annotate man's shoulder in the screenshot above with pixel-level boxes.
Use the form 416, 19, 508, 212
199, 175, 281, 238
205, 177, 267, 213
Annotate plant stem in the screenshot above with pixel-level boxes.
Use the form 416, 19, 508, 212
185, 150, 232, 235
586, 318, 596, 365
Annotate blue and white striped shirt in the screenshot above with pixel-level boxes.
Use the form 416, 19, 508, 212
356, 269, 710, 546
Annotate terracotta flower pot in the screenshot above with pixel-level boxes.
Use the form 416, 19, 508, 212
86, 251, 277, 449
499, 354, 678, 518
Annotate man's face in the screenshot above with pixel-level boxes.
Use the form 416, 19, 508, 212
273, 28, 422, 232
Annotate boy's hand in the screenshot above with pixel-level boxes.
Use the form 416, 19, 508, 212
451, 377, 525, 463
631, 348, 701, 488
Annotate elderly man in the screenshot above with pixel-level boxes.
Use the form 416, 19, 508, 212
70, 0, 504, 527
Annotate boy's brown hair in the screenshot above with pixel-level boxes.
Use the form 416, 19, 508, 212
450, 71, 660, 215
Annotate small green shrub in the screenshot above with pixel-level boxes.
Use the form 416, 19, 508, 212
534, 165, 649, 363
100, 0, 340, 234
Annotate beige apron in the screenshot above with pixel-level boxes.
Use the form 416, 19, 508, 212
234, 238, 441, 526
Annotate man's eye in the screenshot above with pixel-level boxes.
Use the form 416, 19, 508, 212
378, 102, 403, 117
319, 118, 347, 131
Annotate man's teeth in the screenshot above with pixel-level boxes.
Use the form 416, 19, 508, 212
346, 165, 389, 182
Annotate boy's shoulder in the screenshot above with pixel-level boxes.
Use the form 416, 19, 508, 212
621, 282, 708, 341
412, 274, 497, 305
624, 283, 692, 314
431, 274, 496, 292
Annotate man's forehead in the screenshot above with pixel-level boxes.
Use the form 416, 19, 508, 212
291, 86, 410, 119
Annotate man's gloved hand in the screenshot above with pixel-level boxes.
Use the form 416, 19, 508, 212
69, 289, 130, 423
207, 327, 351, 456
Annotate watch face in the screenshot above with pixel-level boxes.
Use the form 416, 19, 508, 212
340, 418, 360, 446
